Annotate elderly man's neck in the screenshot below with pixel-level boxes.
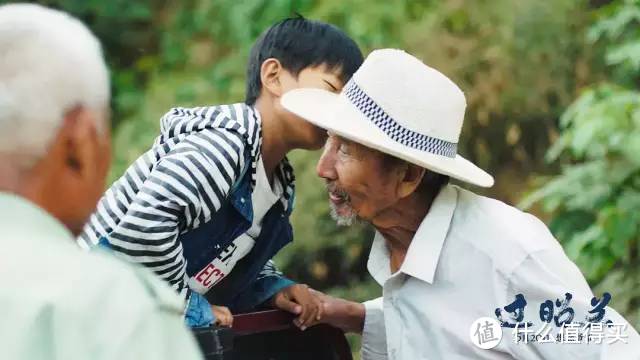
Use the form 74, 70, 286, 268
0, 159, 60, 225
373, 188, 439, 272
0, 160, 28, 194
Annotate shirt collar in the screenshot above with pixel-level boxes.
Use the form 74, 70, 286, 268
367, 184, 458, 285
0, 192, 74, 247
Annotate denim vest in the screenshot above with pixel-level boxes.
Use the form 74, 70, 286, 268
179, 151, 295, 325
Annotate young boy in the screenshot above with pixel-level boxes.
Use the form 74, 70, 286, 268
78, 17, 363, 328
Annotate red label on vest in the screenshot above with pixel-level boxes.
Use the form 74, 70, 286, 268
194, 263, 225, 288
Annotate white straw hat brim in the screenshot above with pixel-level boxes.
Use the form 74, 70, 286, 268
282, 88, 494, 188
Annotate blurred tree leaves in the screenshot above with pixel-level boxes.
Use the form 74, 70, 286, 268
523, 0, 640, 328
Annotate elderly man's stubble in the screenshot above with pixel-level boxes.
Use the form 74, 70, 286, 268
325, 181, 359, 226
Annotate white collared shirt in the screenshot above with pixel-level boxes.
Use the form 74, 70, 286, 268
361, 185, 640, 360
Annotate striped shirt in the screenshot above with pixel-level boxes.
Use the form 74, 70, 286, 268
78, 103, 295, 302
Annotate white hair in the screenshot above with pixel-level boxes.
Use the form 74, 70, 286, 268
0, 4, 109, 168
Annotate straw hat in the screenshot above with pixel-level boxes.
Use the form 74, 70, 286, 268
281, 49, 494, 187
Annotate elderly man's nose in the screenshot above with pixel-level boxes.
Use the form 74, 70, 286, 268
317, 146, 337, 180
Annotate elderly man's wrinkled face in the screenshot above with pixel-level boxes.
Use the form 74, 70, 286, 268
316, 133, 403, 226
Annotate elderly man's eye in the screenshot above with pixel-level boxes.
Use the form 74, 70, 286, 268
338, 144, 349, 154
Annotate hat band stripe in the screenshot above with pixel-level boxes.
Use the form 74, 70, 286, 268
344, 80, 458, 158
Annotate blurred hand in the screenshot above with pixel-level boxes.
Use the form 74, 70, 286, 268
310, 289, 365, 334
271, 284, 323, 331
211, 305, 233, 327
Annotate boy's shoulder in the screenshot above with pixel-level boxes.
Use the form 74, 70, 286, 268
157, 102, 262, 145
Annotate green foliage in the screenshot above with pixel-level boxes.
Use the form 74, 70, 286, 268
400, 0, 597, 178
523, 0, 640, 327
588, 0, 640, 82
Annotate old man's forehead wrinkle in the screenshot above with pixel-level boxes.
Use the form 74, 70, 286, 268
327, 133, 371, 160
337, 136, 360, 158
346, 138, 384, 162
335, 135, 357, 150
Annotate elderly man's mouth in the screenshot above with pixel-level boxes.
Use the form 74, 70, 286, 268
326, 183, 357, 226
329, 191, 346, 204
329, 192, 354, 216
326, 182, 349, 204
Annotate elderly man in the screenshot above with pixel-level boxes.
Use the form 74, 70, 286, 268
282, 49, 640, 359
0, 4, 201, 359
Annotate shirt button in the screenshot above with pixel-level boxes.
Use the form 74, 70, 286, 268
240, 197, 245, 203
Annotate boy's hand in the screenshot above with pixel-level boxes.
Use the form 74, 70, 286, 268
211, 305, 233, 327
271, 284, 323, 330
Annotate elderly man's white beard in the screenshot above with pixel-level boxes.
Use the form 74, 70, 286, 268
329, 200, 358, 226
326, 182, 359, 226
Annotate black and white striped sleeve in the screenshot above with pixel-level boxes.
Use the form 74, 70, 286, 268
105, 127, 247, 298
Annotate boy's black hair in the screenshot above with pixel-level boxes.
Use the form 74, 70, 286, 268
245, 16, 363, 105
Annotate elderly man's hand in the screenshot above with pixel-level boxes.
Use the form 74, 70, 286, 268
271, 284, 323, 330
310, 289, 365, 334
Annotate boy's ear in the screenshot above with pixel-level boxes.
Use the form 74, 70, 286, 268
260, 58, 284, 98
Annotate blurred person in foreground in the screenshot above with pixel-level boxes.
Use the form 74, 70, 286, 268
78, 17, 363, 329
282, 49, 640, 359
0, 4, 202, 359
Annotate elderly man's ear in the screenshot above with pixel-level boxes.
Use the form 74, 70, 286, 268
395, 163, 426, 199
33, 106, 110, 235
61, 107, 102, 176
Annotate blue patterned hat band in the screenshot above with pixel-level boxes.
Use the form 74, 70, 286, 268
343, 80, 458, 158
